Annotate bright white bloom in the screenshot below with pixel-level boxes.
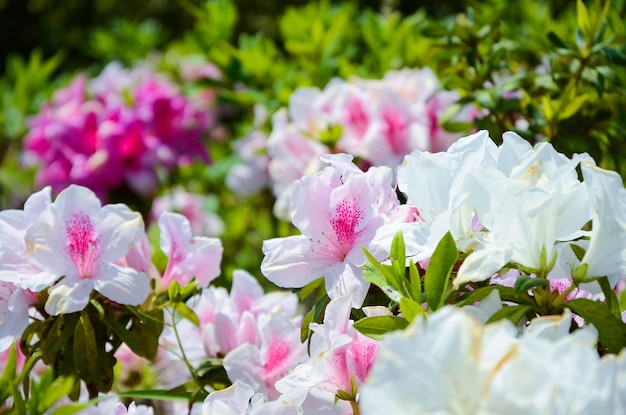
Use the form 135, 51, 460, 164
0, 282, 36, 351
0, 187, 56, 291
455, 133, 589, 286
577, 160, 626, 283
360, 306, 624, 415
78, 397, 154, 415
24, 185, 149, 315
202, 381, 302, 415
373, 129, 497, 263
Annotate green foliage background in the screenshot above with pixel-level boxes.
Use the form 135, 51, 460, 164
0, 0, 625, 287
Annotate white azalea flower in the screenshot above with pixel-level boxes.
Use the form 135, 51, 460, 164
360, 307, 624, 415
24, 185, 149, 315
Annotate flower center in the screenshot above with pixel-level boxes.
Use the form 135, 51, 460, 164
330, 199, 365, 259
65, 211, 100, 278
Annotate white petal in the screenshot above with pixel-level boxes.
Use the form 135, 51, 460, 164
94, 264, 149, 305
454, 246, 512, 289
45, 278, 93, 315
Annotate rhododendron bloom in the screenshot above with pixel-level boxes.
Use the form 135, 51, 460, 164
0, 282, 36, 351
276, 295, 379, 413
360, 307, 625, 415
23, 61, 213, 199
577, 160, 626, 283
202, 381, 302, 415
158, 211, 223, 289
0, 187, 56, 292
223, 313, 307, 399
160, 269, 299, 374
261, 154, 397, 307
24, 185, 149, 315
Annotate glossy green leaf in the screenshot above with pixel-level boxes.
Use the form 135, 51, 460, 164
37, 376, 77, 414
299, 277, 324, 301
353, 315, 409, 340
390, 231, 407, 290
117, 388, 192, 402
566, 299, 626, 353
602, 45, 626, 66
486, 305, 534, 325
599, 276, 621, 318
424, 232, 458, 312
514, 275, 548, 294
399, 297, 425, 323
408, 259, 422, 302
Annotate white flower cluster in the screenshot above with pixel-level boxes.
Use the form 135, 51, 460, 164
360, 307, 626, 415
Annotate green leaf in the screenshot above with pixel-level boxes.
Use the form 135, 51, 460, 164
51, 403, 93, 415
353, 315, 409, 340
408, 259, 422, 302
602, 45, 626, 66
0, 344, 17, 403
390, 232, 407, 291
566, 299, 626, 353
399, 297, 425, 323
117, 389, 192, 402
570, 244, 586, 262
37, 376, 77, 413
298, 277, 324, 301
424, 232, 458, 312
362, 263, 402, 301
74, 314, 113, 393
362, 247, 402, 301
362, 247, 396, 285
599, 276, 621, 318
168, 280, 181, 302
577, 0, 590, 36
547, 31, 569, 49
174, 302, 201, 327
559, 94, 588, 120
514, 275, 549, 294
101, 315, 146, 358
300, 308, 314, 343
301, 295, 330, 343
486, 305, 535, 325
130, 309, 164, 361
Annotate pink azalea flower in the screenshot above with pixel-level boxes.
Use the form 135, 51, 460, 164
223, 313, 307, 399
158, 211, 223, 289
261, 154, 397, 308
160, 270, 299, 372
150, 188, 224, 237
267, 109, 330, 219
23, 61, 214, 199
24, 185, 150, 315
276, 295, 379, 413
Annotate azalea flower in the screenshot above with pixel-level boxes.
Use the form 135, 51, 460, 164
223, 313, 307, 399
276, 295, 379, 414
0, 187, 56, 292
360, 307, 624, 415
158, 211, 223, 289
24, 185, 149, 315
261, 154, 397, 307
576, 160, 626, 285
202, 381, 302, 415
0, 282, 36, 351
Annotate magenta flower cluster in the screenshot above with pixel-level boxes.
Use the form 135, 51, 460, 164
23, 62, 214, 199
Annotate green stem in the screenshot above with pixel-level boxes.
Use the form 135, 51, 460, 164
349, 399, 361, 415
